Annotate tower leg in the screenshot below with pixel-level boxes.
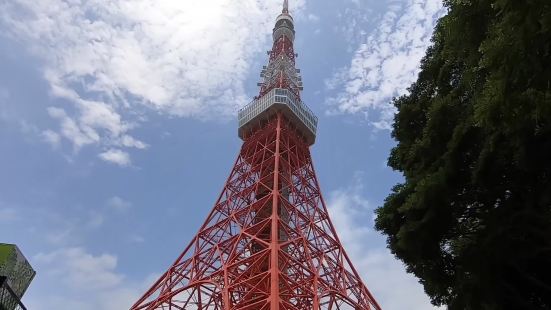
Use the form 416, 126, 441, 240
270, 113, 282, 310
130, 116, 382, 310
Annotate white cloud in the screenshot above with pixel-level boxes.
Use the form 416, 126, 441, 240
0, 0, 304, 162
45, 226, 79, 246
36, 207, 110, 246
47, 106, 100, 150
41, 129, 61, 148
120, 135, 148, 149
307, 13, 320, 22
334, 1, 373, 50
27, 247, 148, 310
34, 247, 123, 290
327, 0, 445, 130
106, 196, 132, 212
99, 149, 131, 166
326, 172, 439, 310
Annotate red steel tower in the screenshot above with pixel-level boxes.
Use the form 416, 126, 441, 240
131, 2, 381, 309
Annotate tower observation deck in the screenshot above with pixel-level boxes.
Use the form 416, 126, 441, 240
238, 0, 317, 145
130, 1, 381, 309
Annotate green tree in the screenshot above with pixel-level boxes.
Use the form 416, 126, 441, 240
375, 0, 551, 309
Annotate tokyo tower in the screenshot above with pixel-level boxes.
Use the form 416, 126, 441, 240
130, 1, 381, 309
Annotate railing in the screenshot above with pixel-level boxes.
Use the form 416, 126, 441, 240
238, 88, 318, 137
0, 277, 26, 310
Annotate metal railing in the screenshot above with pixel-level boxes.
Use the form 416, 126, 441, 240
0, 277, 26, 310
238, 88, 318, 137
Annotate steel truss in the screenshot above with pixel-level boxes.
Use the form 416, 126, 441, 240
131, 115, 381, 310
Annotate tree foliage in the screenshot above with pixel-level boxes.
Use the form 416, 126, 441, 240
375, 0, 551, 308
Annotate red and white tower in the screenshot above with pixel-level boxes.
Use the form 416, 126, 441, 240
131, 2, 382, 309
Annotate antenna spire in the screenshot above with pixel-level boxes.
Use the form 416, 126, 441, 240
283, 0, 289, 13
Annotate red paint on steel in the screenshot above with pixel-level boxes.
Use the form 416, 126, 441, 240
130, 1, 381, 309
130, 116, 381, 310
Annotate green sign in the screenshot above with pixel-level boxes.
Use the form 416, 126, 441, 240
0, 244, 35, 299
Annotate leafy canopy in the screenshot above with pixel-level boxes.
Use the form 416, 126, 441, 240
375, 0, 551, 309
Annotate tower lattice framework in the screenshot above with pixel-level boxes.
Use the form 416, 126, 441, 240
131, 2, 381, 309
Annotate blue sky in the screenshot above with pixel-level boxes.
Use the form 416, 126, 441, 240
0, 0, 444, 309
